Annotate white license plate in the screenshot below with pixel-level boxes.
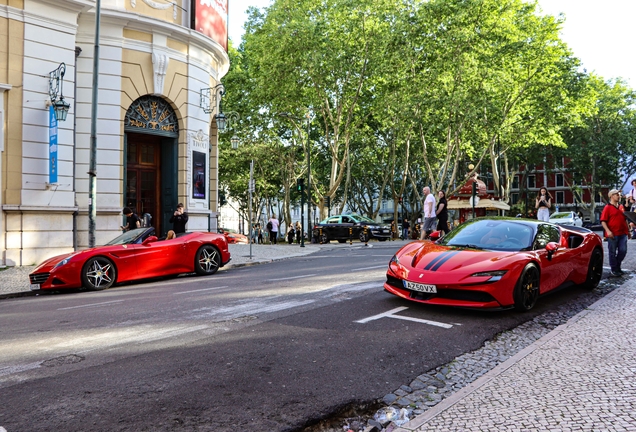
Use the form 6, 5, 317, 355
404, 281, 436, 293
30, 284, 40, 291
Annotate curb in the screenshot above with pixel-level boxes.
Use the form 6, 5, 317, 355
394, 280, 631, 431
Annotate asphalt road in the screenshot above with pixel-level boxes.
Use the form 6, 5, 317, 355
0, 242, 599, 431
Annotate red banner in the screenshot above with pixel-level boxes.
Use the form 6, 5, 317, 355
194, 0, 228, 51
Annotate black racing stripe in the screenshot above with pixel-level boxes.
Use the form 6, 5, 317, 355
424, 252, 449, 271
430, 251, 459, 272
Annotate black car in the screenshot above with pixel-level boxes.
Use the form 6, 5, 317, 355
312, 213, 392, 243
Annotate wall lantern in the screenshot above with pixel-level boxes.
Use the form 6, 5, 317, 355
231, 135, 240, 149
49, 63, 71, 122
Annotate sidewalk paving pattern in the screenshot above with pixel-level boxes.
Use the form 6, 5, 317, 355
3, 238, 636, 431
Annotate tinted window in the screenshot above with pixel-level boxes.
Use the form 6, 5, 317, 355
327, 217, 340, 224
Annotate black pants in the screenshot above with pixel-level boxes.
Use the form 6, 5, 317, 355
270, 231, 277, 244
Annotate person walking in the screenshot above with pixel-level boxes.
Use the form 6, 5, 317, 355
601, 189, 630, 277
257, 224, 264, 244
535, 187, 552, 222
402, 218, 410, 240
268, 214, 279, 244
420, 186, 436, 240
121, 207, 141, 232
436, 190, 449, 235
169, 203, 188, 235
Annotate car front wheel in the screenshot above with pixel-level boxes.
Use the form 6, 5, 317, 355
195, 244, 220, 275
513, 264, 540, 311
583, 248, 603, 290
81, 256, 117, 290
359, 232, 370, 243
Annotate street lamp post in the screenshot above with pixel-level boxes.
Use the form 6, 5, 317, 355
279, 112, 312, 245
304, 112, 312, 244
88, 0, 102, 248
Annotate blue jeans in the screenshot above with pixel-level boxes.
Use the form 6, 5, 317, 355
402, 228, 409, 239
608, 234, 628, 272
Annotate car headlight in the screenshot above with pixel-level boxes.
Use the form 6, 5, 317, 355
471, 270, 507, 282
54, 257, 72, 268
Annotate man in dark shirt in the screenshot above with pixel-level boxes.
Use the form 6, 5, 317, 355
169, 203, 189, 235
402, 218, 410, 240
122, 207, 141, 232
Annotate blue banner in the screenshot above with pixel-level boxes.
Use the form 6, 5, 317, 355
49, 106, 58, 184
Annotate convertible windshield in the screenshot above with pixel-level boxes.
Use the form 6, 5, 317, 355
441, 219, 535, 251
105, 228, 150, 245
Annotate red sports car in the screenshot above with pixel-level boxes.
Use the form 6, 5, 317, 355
28, 227, 231, 291
384, 218, 603, 311
218, 228, 249, 244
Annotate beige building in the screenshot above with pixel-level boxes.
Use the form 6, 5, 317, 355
0, 0, 230, 266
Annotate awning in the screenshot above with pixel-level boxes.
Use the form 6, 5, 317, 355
447, 198, 511, 211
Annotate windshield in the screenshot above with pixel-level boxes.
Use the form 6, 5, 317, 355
440, 219, 535, 251
105, 228, 153, 245
550, 213, 572, 220
349, 214, 377, 224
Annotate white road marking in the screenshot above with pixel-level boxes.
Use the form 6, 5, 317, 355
355, 306, 453, 329
356, 306, 409, 323
57, 300, 124, 311
174, 286, 228, 295
355, 265, 387, 271
267, 274, 317, 281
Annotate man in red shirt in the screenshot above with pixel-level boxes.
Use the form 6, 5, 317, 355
601, 189, 630, 277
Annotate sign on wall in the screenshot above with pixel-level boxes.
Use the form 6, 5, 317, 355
192, 0, 228, 51
48, 106, 58, 184
192, 151, 207, 200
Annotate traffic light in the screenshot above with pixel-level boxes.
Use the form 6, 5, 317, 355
296, 178, 304, 192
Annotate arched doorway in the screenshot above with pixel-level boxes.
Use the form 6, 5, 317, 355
124, 95, 179, 236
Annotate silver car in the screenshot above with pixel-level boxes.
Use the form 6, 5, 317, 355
549, 211, 583, 227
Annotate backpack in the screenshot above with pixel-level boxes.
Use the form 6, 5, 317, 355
267, 221, 273, 231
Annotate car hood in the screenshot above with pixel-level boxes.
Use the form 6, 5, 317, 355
402, 241, 520, 273
31, 247, 105, 273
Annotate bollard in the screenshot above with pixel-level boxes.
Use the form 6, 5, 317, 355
319, 227, 323, 244
364, 226, 369, 246
349, 227, 353, 245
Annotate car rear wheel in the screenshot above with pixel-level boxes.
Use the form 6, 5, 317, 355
195, 244, 220, 275
583, 248, 603, 290
319, 233, 330, 244
513, 264, 540, 311
81, 256, 116, 290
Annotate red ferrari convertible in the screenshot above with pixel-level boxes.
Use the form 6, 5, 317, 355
385, 218, 603, 311
29, 227, 231, 291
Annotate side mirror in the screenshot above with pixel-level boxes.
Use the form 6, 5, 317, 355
429, 230, 441, 241
142, 235, 158, 246
546, 241, 559, 261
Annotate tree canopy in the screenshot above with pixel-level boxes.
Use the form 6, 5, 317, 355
218, 0, 636, 225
